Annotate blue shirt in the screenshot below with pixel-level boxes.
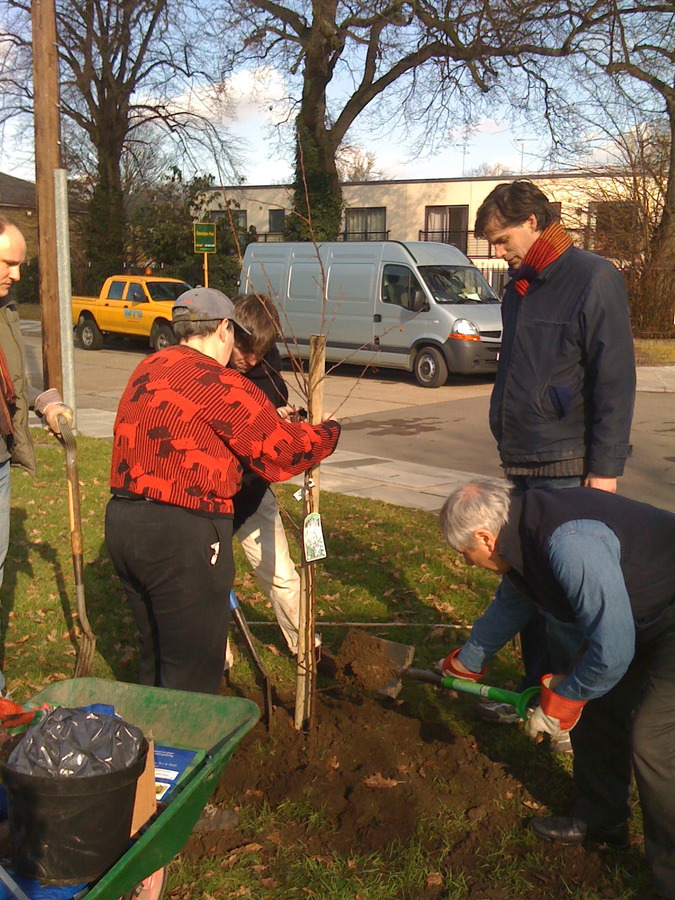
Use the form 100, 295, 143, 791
457, 519, 635, 701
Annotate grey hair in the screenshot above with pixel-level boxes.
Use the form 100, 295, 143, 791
439, 478, 513, 551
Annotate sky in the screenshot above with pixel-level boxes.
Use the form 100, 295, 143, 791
219, 68, 553, 185
0, 65, 556, 187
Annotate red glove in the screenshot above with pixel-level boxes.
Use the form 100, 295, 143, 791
440, 649, 485, 682
524, 674, 586, 739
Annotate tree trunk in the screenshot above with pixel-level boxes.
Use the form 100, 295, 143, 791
85, 137, 126, 288
285, 0, 343, 241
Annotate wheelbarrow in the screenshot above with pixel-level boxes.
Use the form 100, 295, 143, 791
0, 679, 259, 899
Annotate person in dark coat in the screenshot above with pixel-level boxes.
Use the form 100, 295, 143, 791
226, 293, 313, 659
440, 478, 675, 900
469, 181, 636, 733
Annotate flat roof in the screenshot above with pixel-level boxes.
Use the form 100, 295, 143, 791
218, 169, 626, 191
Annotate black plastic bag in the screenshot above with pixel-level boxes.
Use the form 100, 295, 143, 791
7, 706, 144, 777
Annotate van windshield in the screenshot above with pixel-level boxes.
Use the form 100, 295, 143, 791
419, 266, 499, 305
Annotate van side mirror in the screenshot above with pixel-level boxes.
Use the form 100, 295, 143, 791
411, 290, 428, 313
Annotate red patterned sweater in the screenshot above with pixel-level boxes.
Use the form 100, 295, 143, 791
110, 345, 340, 515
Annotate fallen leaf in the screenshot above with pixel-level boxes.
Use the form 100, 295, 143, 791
260, 879, 278, 889
363, 772, 399, 789
327, 755, 340, 770
429, 626, 449, 640
239, 843, 262, 854
5, 634, 36, 647
264, 645, 281, 657
522, 799, 541, 810
426, 872, 443, 887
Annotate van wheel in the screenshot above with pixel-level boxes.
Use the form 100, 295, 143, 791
414, 346, 448, 388
77, 316, 103, 351
153, 324, 176, 351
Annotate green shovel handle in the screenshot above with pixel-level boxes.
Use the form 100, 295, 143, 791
438, 676, 540, 720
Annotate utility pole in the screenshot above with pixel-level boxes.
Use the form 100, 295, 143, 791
32, 0, 63, 393
514, 139, 536, 175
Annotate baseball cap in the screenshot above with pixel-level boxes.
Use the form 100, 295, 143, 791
172, 287, 251, 333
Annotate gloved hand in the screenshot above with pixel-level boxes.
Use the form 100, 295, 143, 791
35, 388, 74, 437
524, 674, 586, 740
440, 648, 485, 682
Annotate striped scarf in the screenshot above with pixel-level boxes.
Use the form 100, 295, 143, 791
0, 344, 15, 436
511, 221, 573, 297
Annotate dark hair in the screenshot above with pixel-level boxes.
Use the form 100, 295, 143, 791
172, 318, 224, 342
232, 293, 280, 357
474, 181, 559, 237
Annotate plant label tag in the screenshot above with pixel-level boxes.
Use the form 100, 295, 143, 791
303, 512, 327, 561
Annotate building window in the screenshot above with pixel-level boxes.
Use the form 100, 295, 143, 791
424, 206, 469, 253
269, 209, 285, 233
344, 207, 386, 241
211, 208, 247, 231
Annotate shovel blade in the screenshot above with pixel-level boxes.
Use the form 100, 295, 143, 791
335, 631, 415, 698
376, 637, 416, 697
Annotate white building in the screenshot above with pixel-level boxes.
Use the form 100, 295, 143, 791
207, 170, 636, 293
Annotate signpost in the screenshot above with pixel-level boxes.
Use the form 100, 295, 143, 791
193, 223, 216, 287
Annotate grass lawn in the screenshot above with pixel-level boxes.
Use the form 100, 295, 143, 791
2, 435, 650, 899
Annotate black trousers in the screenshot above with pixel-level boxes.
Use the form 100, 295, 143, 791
571, 613, 675, 898
105, 497, 235, 695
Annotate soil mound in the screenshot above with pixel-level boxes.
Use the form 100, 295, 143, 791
182, 687, 620, 897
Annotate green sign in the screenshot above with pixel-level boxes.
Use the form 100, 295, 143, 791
193, 222, 216, 253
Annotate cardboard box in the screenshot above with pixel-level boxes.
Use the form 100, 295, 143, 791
130, 738, 157, 836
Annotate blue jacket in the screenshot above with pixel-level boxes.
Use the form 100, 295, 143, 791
490, 245, 635, 477
458, 488, 675, 701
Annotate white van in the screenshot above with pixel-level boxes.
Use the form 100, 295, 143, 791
238, 241, 502, 387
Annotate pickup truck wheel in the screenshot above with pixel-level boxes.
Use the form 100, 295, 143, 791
413, 346, 448, 388
153, 323, 176, 351
77, 316, 103, 351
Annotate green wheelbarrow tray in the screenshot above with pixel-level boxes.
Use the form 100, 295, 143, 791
24, 678, 260, 899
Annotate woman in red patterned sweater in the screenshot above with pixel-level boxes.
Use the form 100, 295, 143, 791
105, 287, 340, 694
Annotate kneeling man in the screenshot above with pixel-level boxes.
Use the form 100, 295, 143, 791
439, 479, 675, 900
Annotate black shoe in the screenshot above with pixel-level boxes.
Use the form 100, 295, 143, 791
474, 699, 521, 724
530, 816, 629, 849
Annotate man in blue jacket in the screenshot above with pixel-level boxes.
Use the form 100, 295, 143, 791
469, 181, 636, 731
439, 478, 675, 900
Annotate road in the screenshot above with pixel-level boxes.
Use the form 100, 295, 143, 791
20, 324, 675, 512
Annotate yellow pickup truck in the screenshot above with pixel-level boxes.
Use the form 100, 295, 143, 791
72, 275, 192, 351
